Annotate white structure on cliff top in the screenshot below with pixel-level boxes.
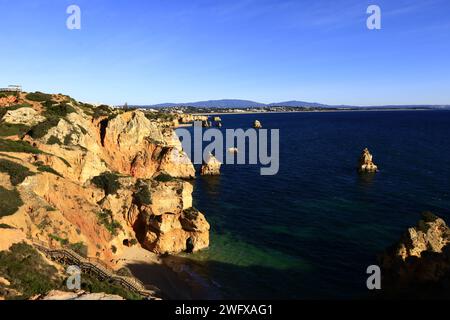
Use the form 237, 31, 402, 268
0, 85, 22, 92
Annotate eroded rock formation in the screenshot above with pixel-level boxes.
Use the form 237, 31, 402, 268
379, 212, 450, 297
0, 91, 209, 265
358, 148, 378, 173
200, 153, 221, 176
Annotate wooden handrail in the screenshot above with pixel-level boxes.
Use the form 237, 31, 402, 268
31, 240, 157, 299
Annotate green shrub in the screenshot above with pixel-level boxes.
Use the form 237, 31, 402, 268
134, 182, 152, 205
27, 118, 60, 139
0, 91, 18, 98
91, 172, 121, 195
34, 161, 63, 177
46, 135, 61, 145
25, 92, 52, 102
0, 159, 35, 185
80, 273, 141, 300
0, 139, 43, 154
63, 132, 73, 145
0, 242, 62, 299
78, 103, 95, 116
96, 209, 123, 236
26, 103, 75, 140
0, 187, 23, 217
0, 123, 30, 137
49, 234, 69, 246
145, 112, 176, 122
43, 103, 75, 119
69, 241, 88, 257
0, 223, 14, 229
154, 172, 176, 183
92, 105, 113, 119
41, 100, 58, 109
111, 245, 117, 254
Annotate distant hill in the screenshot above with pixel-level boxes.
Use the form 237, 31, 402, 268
138, 99, 450, 110
151, 99, 265, 108
267, 101, 330, 108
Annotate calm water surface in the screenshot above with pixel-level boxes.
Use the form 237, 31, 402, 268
176, 110, 450, 299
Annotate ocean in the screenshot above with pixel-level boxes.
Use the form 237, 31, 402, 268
176, 110, 450, 299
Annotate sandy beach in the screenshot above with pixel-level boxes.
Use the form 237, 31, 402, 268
116, 246, 220, 300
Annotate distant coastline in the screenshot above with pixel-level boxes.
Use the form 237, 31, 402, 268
190, 107, 441, 116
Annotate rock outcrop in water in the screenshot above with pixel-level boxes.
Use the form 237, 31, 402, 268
379, 212, 450, 297
253, 120, 262, 129
200, 153, 221, 176
358, 148, 378, 173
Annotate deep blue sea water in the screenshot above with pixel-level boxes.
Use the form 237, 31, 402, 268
178, 110, 450, 299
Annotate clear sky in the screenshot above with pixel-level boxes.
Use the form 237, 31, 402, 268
1, 0, 450, 106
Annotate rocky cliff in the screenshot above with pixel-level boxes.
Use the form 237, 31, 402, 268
379, 212, 450, 298
0, 91, 209, 265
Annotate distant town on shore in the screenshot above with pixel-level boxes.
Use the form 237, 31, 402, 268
128, 99, 450, 114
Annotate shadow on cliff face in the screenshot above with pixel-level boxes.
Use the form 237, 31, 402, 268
377, 212, 450, 299
377, 243, 450, 299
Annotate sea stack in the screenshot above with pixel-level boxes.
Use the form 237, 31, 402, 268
253, 120, 262, 129
379, 212, 450, 297
358, 148, 378, 173
200, 153, 221, 176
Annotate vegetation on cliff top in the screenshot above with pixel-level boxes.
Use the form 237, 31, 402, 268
91, 172, 121, 195
154, 172, 177, 183
0, 91, 19, 99
25, 92, 52, 102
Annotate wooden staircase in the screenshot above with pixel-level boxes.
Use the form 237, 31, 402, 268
32, 240, 159, 300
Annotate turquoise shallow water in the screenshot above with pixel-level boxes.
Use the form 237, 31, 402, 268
178, 110, 450, 299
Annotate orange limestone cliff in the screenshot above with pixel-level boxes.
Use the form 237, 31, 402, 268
0, 92, 209, 264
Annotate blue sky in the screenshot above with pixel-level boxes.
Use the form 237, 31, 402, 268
1, 0, 449, 105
